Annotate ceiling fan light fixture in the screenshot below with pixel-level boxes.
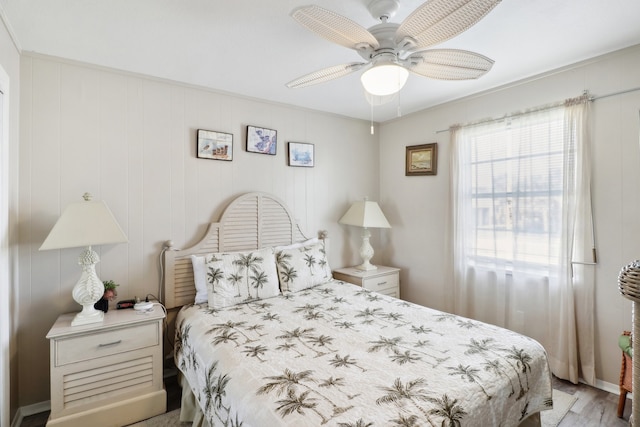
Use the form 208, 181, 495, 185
360, 63, 409, 97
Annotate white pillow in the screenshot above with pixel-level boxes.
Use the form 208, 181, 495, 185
274, 237, 319, 252
205, 247, 280, 309
190, 255, 208, 304
276, 240, 332, 292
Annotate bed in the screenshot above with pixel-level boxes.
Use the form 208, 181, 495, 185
163, 192, 552, 427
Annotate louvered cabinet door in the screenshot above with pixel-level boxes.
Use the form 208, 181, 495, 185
46, 306, 166, 426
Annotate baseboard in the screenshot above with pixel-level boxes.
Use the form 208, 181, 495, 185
11, 400, 50, 427
592, 377, 628, 397
163, 366, 177, 379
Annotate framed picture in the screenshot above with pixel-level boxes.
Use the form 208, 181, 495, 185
406, 143, 438, 176
196, 129, 233, 161
246, 125, 277, 155
288, 142, 315, 167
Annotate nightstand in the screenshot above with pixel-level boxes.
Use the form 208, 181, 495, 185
46, 305, 167, 427
333, 266, 400, 298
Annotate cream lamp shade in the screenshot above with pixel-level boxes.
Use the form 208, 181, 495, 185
360, 62, 409, 97
40, 193, 128, 326
339, 198, 391, 271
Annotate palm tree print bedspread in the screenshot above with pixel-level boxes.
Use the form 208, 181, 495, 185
175, 280, 552, 426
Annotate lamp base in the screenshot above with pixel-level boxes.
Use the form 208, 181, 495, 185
71, 247, 106, 327
357, 228, 377, 271
355, 262, 378, 271
71, 307, 104, 326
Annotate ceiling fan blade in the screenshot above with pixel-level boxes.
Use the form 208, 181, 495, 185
397, 0, 501, 50
407, 49, 494, 80
286, 63, 368, 89
291, 5, 379, 51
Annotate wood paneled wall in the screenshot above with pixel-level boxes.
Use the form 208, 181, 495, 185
17, 53, 381, 405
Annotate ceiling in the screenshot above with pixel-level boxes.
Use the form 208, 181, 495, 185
3, 0, 640, 122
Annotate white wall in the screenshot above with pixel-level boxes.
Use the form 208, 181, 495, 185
379, 44, 640, 388
17, 53, 380, 405
0, 7, 22, 424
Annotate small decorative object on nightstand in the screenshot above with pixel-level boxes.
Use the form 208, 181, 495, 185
94, 279, 119, 313
333, 265, 400, 298
46, 305, 166, 426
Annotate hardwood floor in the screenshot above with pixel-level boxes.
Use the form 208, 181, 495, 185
20, 374, 631, 426
553, 376, 631, 426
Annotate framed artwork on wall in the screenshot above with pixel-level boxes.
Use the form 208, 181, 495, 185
287, 142, 314, 167
406, 143, 437, 176
196, 129, 233, 161
246, 125, 277, 155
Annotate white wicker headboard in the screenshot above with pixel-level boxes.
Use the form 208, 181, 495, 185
163, 192, 311, 309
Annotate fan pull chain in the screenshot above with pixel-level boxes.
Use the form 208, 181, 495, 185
370, 102, 375, 135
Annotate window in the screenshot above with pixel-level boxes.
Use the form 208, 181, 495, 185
457, 108, 565, 272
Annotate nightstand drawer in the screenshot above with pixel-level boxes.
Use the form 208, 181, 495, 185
333, 266, 401, 298
55, 322, 159, 366
377, 287, 399, 298
362, 273, 399, 292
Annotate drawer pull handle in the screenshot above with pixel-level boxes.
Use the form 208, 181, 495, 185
377, 281, 387, 286
98, 340, 122, 348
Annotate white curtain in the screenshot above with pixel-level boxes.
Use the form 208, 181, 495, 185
450, 96, 595, 384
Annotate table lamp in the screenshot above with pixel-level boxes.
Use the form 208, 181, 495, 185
339, 198, 391, 271
40, 193, 128, 326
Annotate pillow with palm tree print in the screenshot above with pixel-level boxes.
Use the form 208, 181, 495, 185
276, 240, 332, 292
204, 247, 280, 309
190, 255, 209, 304
273, 237, 318, 252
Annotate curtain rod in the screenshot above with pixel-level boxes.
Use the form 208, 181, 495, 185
435, 86, 640, 134
590, 85, 640, 101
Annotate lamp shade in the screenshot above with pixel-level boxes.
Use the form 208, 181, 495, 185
360, 63, 409, 97
339, 199, 391, 229
40, 193, 128, 250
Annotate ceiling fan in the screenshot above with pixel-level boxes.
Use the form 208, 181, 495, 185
286, 0, 501, 98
